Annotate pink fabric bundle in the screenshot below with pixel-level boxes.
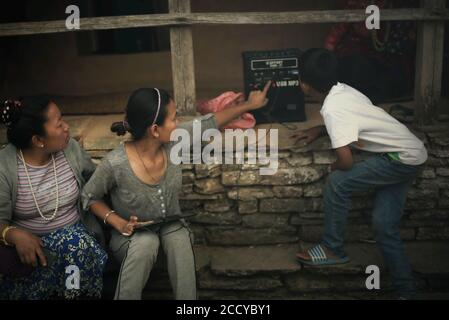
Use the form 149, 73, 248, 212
197, 92, 256, 129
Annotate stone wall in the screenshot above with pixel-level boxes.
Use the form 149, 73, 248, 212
170, 124, 449, 247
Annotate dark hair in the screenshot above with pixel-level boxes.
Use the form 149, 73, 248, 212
0, 96, 52, 149
299, 48, 339, 94
111, 88, 171, 140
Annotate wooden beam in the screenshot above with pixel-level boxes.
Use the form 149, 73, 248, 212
1, 9, 449, 37
169, 0, 196, 115
414, 0, 446, 125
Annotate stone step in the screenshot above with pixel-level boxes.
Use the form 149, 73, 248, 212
203, 241, 449, 278
208, 244, 302, 277
115, 241, 449, 299
106, 240, 449, 278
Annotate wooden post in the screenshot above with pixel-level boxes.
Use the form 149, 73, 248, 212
169, 0, 196, 115
415, 0, 446, 125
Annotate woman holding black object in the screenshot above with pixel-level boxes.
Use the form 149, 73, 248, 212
0, 97, 107, 299
82, 82, 271, 300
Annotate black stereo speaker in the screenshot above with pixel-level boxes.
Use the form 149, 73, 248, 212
242, 48, 306, 124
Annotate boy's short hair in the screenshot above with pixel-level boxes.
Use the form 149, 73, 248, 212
300, 48, 339, 94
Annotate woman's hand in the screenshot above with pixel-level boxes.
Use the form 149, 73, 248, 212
90, 203, 141, 237
246, 81, 272, 111
7, 228, 47, 267
115, 215, 139, 237
213, 81, 272, 128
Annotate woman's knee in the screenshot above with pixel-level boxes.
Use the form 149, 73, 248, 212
162, 226, 193, 256
128, 231, 160, 261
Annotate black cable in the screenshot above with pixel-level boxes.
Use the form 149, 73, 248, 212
114, 237, 131, 299
262, 82, 298, 131
235, 84, 298, 198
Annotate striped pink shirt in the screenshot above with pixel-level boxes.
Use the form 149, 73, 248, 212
13, 151, 80, 235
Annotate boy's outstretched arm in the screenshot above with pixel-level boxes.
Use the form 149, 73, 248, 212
331, 145, 353, 171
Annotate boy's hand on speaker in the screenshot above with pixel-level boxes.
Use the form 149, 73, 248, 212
246, 81, 272, 110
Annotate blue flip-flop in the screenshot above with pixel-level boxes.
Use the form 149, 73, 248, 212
297, 244, 350, 266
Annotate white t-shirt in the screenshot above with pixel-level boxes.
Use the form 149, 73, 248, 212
321, 83, 427, 166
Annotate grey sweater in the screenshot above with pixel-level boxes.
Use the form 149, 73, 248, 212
81, 114, 217, 223
0, 138, 104, 243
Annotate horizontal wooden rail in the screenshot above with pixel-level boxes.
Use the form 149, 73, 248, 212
1, 9, 449, 37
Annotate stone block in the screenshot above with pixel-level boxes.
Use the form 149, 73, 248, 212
194, 178, 225, 195
205, 227, 299, 246
227, 187, 274, 201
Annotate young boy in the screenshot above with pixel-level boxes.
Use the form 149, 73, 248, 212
293, 48, 427, 299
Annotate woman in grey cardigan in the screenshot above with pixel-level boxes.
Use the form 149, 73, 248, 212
82, 83, 271, 300
0, 97, 107, 299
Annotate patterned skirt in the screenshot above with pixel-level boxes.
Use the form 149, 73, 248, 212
0, 221, 107, 300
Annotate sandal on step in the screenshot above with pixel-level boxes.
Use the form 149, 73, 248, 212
297, 244, 350, 266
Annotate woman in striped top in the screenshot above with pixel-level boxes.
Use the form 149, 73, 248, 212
0, 97, 107, 300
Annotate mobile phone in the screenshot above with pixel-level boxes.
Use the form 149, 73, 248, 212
42, 248, 57, 267
135, 220, 155, 228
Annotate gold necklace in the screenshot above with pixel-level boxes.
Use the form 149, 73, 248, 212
133, 143, 166, 184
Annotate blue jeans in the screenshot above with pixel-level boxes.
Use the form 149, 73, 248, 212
322, 154, 422, 298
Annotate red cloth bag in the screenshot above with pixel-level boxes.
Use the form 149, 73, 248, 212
197, 92, 256, 130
